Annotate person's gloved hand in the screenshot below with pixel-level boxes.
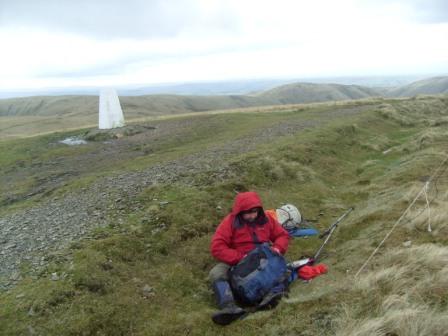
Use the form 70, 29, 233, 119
298, 264, 328, 280
271, 246, 281, 255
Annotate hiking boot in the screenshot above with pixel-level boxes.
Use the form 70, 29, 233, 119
211, 280, 246, 325
212, 303, 246, 325
257, 291, 283, 310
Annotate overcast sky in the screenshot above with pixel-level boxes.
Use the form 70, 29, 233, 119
0, 0, 447, 90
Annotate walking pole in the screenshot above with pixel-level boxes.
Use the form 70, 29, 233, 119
288, 207, 353, 268
313, 207, 353, 262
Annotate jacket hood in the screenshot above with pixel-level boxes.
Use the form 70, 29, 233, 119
232, 191, 263, 215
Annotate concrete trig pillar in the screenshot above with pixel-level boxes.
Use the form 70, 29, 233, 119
99, 88, 125, 129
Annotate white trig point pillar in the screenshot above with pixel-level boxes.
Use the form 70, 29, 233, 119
99, 88, 125, 129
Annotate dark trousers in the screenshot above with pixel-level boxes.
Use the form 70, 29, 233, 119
208, 262, 231, 283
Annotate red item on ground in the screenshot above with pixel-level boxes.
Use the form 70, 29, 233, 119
298, 264, 328, 280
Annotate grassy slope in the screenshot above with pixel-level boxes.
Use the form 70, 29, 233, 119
0, 83, 380, 117
0, 83, 382, 140
0, 106, 332, 213
1, 96, 447, 335
2, 75, 446, 140
258, 83, 379, 103
388, 76, 448, 97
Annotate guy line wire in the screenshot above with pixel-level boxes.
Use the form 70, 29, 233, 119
423, 181, 431, 232
354, 154, 448, 278
349, 161, 446, 241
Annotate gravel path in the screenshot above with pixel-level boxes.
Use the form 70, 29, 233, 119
0, 106, 369, 289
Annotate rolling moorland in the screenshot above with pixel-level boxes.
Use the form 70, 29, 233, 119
0, 88, 447, 335
0, 75, 428, 99
1, 76, 447, 140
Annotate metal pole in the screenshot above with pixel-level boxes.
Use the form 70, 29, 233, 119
313, 207, 353, 262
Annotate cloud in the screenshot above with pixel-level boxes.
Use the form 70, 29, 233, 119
407, 0, 448, 23
0, 0, 447, 90
0, 0, 240, 39
360, 0, 448, 24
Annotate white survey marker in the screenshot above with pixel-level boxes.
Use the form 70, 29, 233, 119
99, 88, 125, 129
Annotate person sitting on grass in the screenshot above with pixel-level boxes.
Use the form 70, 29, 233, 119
208, 191, 328, 325
208, 191, 290, 325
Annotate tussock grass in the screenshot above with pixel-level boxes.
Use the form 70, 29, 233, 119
336, 303, 448, 336
335, 245, 448, 336
377, 103, 416, 126
332, 100, 448, 335
404, 188, 448, 235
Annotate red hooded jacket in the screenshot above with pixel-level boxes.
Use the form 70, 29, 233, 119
210, 192, 289, 265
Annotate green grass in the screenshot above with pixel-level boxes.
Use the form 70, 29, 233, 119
0, 84, 384, 139
0, 105, 324, 214
1, 96, 447, 335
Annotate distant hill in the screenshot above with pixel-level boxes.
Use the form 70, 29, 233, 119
0, 94, 268, 118
257, 82, 381, 104
0, 83, 382, 118
0, 75, 425, 99
0, 96, 98, 117
1, 77, 447, 120
387, 76, 448, 97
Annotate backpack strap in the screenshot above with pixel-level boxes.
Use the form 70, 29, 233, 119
251, 229, 261, 245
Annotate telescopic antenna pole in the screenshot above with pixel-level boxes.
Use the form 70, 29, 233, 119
313, 207, 353, 262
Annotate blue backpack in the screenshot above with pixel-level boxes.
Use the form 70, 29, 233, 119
229, 243, 289, 305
